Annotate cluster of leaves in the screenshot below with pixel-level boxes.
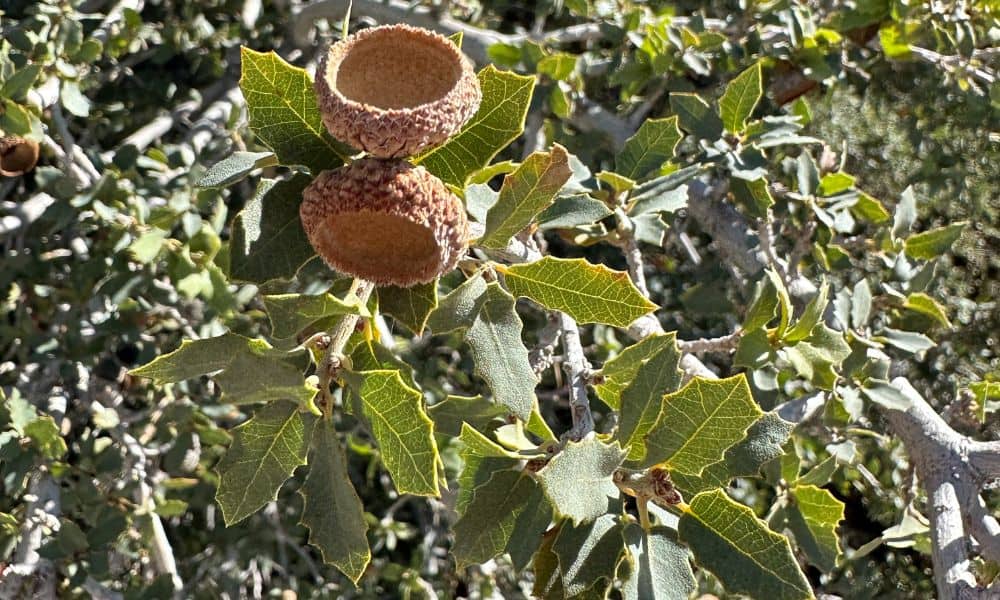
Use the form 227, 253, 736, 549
2, 1, 997, 598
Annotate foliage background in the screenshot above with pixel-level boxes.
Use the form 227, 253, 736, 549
1, 0, 998, 598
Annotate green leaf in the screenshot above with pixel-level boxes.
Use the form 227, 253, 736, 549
0, 100, 31, 136
595, 334, 677, 410
533, 527, 566, 599
215, 400, 315, 526
128, 229, 168, 264
851, 279, 872, 329
620, 524, 696, 600
816, 172, 855, 196
130, 333, 317, 408
428, 395, 505, 438
671, 412, 794, 496
264, 292, 368, 340
617, 334, 683, 460
229, 175, 316, 284
734, 328, 772, 369
860, 379, 913, 411
731, 177, 774, 218
744, 276, 779, 332
629, 184, 688, 216
537, 194, 614, 230
378, 281, 438, 335
903, 293, 951, 328
239, 47, 345, 173
23, 416, 67, 460
196, 151, 278, 188
553, 513, 625, 598
60, 80, 91, 117
851, 192, 891, 223
427, 275, 488, 334
680, 490, 812, 600
465, 283, 537, 421
903, 223, 966, 260
500, 257, 657, 327
786, 484, 844, 572
300, 420, 370, 583
479, 144, 572, 248
350, 370, 440, 496
0, 65, 41, 101
597, 170, 636, 193
669, 93, 723, 140
452, 469, 552, 571
719, 63, 763, 134
616, 116, 683, 180
784, 324, 850, 391
969, 382, 1000, 424
879, 327, 935, 353
643, 375, 763, 474
537, 438, 624, 525
892, 186, 918, 241
537, 53, 578, 80
784, 281, 829, 343
418, 66, 535, 187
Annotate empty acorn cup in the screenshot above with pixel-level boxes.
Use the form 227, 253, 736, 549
315, 24, 481, 158
300, 158, 469, 287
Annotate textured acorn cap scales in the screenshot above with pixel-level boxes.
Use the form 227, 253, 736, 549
315, 24, 481, 158
0, 136, 40, 177
300, 158, 469, 287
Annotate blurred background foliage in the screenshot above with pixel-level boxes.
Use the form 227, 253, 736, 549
1, 0, 997, 598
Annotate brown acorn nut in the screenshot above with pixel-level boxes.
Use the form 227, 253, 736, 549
300, 158, 469, 287
0, 136, 40, 177
315, 24, 481, 158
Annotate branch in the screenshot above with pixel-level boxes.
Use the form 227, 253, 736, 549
559, 311, 594, 440
880, 378, 1000, 600
316, 279, 375, 416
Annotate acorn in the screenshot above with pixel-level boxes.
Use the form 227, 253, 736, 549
0, 136, 40, 177
300, 158, 469, 287
315, 24, 481, 158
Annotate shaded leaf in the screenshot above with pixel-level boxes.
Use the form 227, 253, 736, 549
229, 175, 316, 284
300, 420, 370, 583
500, 257, 657, 328
452, 469, 552, 571
554, 514, 625, 598
537, 438, 624, 525
428, 395, 505, 438
465, 283, 537, 421
620, 524, 696, 600
197, 151, 278, 188
670, 92, 723, 140
427, 275, 488, 334
537, 194, 614, 230
378, 281, 438, 335
680, 489, 812, 600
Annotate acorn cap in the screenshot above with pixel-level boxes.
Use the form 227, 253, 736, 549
300, 158, 469, 286
0, 136, 40, 177
315, 24, 481, 158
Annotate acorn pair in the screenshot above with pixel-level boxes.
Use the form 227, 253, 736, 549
300, 25, 481, 287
